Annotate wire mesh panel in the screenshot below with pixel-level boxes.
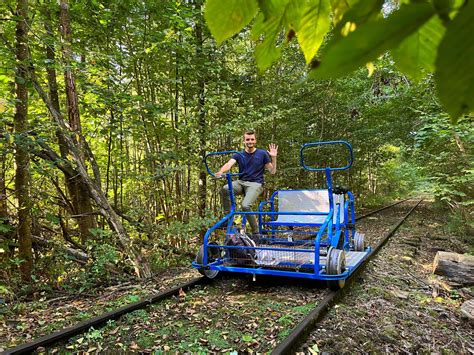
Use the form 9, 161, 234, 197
254, 244, 316, 266
219, 232, 319, 269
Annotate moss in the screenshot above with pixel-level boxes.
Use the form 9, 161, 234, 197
136, 334, 155, 348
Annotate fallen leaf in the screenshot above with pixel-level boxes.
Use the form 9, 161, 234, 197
392, 290, 409, 299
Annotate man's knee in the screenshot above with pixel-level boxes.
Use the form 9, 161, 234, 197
221, 185, 230, 196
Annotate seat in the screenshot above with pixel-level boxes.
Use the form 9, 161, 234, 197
265, 189, 345, 227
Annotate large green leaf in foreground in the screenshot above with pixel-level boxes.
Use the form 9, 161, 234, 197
391, 15, 445, 82
310, 2, 435, 79
435, 1, 474, 122
253, 13, 283, 72
204, 0, 258, 45
293, 0, 331, 64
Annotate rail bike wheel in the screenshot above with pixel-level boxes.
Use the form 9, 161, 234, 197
326, 247, 346, 290
354, 232, 366, 252
196, 242, 220, 279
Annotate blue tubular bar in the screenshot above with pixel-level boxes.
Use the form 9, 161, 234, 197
344, 199, 350, 248
331, 203, 341, 248
325, 168, 333, 209
300, 140, 353, 172
202, 212, 234, 265
235, 211, 329, 216
218, 245, 318, 253
314, 208, 333, 272
259, 230, 321, 236
205, 265, 350, 280
204, 150, 244, 178
258, 200, 272, 234
348, 191, 355, 238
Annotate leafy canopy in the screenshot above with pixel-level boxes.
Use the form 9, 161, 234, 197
204, 0, 472, 122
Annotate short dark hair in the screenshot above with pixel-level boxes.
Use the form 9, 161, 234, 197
244, 130, 256, 137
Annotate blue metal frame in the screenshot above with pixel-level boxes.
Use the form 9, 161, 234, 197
193, 141, 369, 282
300, 140, 353, 172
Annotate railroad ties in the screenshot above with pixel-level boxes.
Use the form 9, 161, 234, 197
4, 199, 421, 354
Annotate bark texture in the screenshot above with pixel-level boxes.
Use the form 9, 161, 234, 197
14, 0, 33, 282
433, 251, 474, 285
58, 0, 97, 243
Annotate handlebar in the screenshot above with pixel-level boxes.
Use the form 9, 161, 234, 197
204, 150, 245, 178
300, 140, 353, 171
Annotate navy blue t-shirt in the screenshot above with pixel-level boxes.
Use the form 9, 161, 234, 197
232, 149, 271, 184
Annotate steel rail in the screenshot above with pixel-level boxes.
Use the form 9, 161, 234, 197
355, 198, 412, 221
4, 277, 206, 355
3, 199, 416, 355
271, 199, 422, 355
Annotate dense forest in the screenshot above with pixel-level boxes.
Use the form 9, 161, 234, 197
0, 0, 472, 299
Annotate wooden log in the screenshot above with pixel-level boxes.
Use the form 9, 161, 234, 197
433, 251, 474, 286
460, 299, 474, 321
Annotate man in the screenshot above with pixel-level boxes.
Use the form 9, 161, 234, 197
216, 130, 278, 234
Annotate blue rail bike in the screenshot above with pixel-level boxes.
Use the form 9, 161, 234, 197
192, 141, 371, 289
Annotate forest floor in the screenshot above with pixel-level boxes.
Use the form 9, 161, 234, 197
1, 200, 473, 353
300, 200, 473, 354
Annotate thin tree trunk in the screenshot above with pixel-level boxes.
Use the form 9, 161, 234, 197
59, 0, 96, 243
105, 109, 114, 198
14, 0, 33, 282
0, 132, 15, 274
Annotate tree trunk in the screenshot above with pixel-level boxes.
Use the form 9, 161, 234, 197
32, 234, 88, 263
0, 150, 9, 224
0, 130, 15, 273
58, 0, 97, 243
14, 0, 33, 282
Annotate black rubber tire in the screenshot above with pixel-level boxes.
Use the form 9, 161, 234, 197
326, 247, 346, 290
195, 242, 220, 279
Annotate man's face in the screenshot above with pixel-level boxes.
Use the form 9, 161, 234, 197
243, 134, 256, 149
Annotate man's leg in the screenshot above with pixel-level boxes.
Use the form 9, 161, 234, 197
221, 180, 243, 214
241, 181, 264, 233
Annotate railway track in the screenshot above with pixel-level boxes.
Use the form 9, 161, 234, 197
271, 199, 422, 354
4, 199, 420, 354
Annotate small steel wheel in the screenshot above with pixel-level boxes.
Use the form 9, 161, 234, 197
195, 242, 220, 279
326, 247, 346, 290
354, 232, 365, 252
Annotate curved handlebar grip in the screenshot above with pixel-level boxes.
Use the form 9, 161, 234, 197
204, 150, 245, 177
300, 140, 353, 171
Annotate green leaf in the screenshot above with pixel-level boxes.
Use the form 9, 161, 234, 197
258, 0, 290, 19
392, 15, 445, 82
331, 0, 383, 42
46, 213, 60, 225
330, 0, 352, 24
252, 13, 284, 71
242, 334, 253, 342
311, 2, 435, 79
435, 1, 474, 122
292, 0, 331, 64
205, 0, 259, 45
0, 223, 12, 233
